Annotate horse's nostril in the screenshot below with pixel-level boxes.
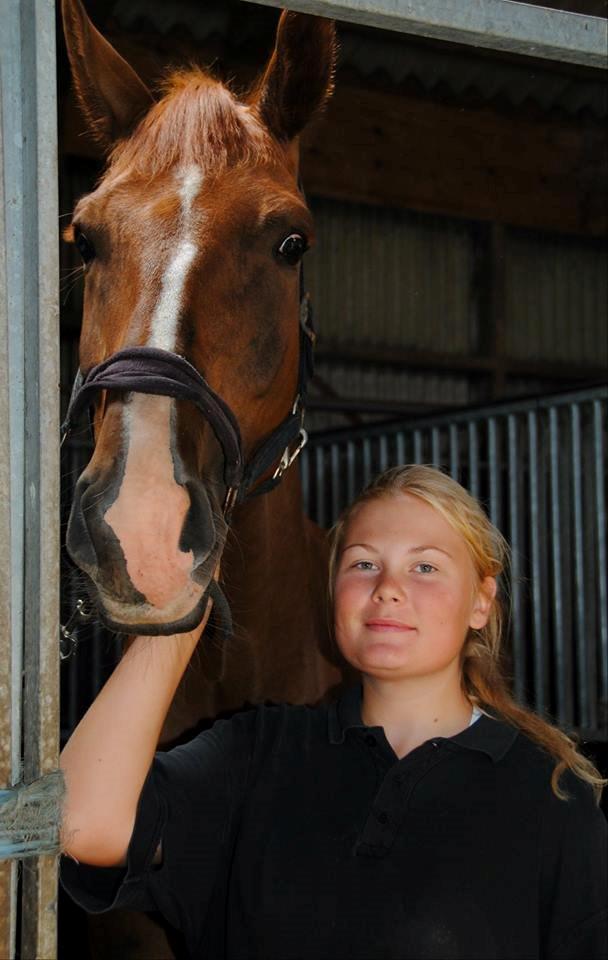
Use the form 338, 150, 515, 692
66, 500, 99, 575
66, 477, 102, 575
67, 472, 148, 606
178, 478, 221, 567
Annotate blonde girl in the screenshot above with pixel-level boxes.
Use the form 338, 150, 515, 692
60, 465, 607, 959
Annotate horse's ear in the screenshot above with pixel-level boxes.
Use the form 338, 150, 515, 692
61, 0, 153, 151
255, 12, 336, 142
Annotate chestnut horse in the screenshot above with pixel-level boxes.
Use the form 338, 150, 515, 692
62, 1, 342, 954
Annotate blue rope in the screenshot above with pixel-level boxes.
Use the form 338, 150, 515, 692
0, 769, 65, 861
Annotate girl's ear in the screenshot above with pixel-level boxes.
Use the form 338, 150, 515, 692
253, 11, 336, 142
469, 576, 497, 630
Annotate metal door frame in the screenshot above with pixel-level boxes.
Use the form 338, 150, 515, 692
1, 1, 60, 957
1, 0, 605, 957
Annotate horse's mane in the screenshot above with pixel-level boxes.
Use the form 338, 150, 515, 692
108, 67, 278, 177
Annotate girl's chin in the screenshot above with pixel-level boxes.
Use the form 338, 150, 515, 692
351, 649, 414, 675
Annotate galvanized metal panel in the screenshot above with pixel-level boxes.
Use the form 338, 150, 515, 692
1, 0, 60, 956
504, 230, 608, 365
243, 0, 608, 68
0, 52, 18, 960
307, 199, 476, 355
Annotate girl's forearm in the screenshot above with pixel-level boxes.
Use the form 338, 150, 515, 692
60, 606, 209, 867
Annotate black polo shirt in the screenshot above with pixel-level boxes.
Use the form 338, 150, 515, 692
61, 686, 607, 959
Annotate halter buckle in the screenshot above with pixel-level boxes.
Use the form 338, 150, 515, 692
272, 428, 308, 481
223, 485, 238, 516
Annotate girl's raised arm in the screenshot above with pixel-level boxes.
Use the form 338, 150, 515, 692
59, 599, 212, 868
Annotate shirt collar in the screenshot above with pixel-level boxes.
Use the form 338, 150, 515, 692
328, 684, 519, 763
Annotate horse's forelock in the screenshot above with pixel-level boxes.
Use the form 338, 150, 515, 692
107, 68, 278, 178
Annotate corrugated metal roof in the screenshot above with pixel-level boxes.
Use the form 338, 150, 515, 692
113, 0, 608, 118
337, 32, 608, 119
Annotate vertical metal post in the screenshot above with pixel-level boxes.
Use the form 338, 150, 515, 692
0, 2, 59, 958
431, 427, 441, 467
528, 410, 548, 716
395, 431, 405, 466
330, 443, 341, 519
468, 421, 479, 499
508, 413, 526, 704
549, 407, 572, 727
449, 423, 459, 480
346, 440, 356, 504
362, 436, 372, 486
488, 416, 501, 527
378, 434, 389, 472
593, 401, 608, 729
571, 404, 591, 730
0, 63, 18, 960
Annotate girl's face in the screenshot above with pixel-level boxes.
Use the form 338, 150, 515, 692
333, 493, 495, 682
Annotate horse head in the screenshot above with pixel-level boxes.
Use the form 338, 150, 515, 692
62, 0, 336, 635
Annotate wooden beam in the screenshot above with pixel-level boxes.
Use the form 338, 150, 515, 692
300, 80, 608, 237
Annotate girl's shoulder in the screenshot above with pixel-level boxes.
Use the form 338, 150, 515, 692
496, 718, 603, 817
205, 697, 331, 754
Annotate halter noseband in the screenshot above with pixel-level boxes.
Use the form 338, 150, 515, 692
60, 292, 315, 518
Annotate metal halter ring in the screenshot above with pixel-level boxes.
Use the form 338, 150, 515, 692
60, 598, 93, 660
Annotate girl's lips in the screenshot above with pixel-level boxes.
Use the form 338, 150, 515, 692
365, 619, 415, 631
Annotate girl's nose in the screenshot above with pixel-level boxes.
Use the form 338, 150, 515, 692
372, 576, 405, 603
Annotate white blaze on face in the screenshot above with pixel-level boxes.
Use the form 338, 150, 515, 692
148, 164, 203, 351
98, 168, 208, 621
104, 394, 202, 613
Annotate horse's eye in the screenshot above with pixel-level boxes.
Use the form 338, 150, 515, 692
276, 233, 308, 266
75, 230, 96, 264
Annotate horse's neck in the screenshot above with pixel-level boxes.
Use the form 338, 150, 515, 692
220, 470, 340, 704
161, 471, 342, 744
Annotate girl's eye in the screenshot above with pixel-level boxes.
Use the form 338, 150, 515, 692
353, 560, 377, 571
414, 562, 436, 574
75, 230, 96, 264
276, 233, 308, 266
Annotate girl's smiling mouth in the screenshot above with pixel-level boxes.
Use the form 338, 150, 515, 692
364, 619, 416, 631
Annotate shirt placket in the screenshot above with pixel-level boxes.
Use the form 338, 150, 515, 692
354, 733, 444, 858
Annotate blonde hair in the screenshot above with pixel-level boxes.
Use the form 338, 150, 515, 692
329, 464, 605, 803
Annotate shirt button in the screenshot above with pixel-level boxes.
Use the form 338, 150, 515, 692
365, 734, 376, 747
376, 810, 389, 825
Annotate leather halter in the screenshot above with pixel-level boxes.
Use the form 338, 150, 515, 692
60, 291, 316, 519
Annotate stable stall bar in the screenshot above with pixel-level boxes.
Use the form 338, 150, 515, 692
0, 0, 60, 957
243, 0, 608, 69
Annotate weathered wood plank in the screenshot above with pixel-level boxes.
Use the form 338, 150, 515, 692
300, 80, 607, 237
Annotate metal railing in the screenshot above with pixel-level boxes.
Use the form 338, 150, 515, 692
301, 384, 608, 740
